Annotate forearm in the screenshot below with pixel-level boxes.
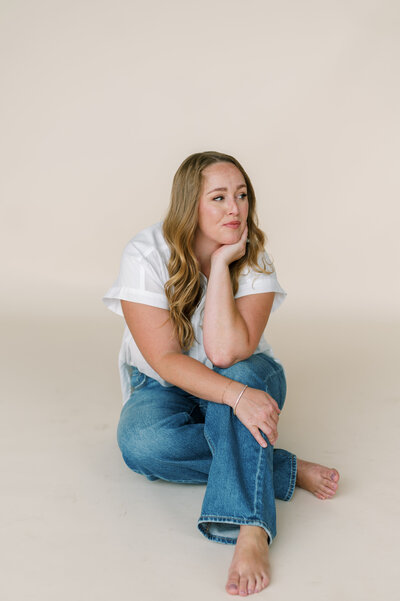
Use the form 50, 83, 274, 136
203, 259, 250, 366
156, 351, 280, 449
156, 351, 245, 407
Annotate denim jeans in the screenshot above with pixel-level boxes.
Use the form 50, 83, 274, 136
117, 352, 297, 545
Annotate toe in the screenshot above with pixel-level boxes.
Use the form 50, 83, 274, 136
324, 475, 338, 487
321, 485, 335, 497
239, 575, 248, 596
254, 574, 263, 593
323, 476, 338, 490
261, 573, 270, 590
330, 469, 340, 483
226, 572, 240, 595
246, 575, 256, 595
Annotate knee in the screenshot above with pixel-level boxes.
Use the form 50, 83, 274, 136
214, 354, 287, 409
117, 418, 182, 473
117, 422, 156, 472
213, 354, 268, 387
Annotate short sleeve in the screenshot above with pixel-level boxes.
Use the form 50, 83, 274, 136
102, 240, 169, 316
234, 251, 287, 312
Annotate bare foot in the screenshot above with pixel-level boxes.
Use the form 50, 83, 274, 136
226, 525, 270, 596
296, 459, 340, 500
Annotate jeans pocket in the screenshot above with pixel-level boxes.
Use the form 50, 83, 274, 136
130, 366, 147, 391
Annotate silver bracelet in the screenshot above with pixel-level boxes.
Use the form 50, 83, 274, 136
233, 385, 248, 416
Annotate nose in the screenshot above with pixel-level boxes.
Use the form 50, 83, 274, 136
227, 197, 240, 215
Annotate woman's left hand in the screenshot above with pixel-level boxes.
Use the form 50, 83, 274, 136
211, 225, 248, 267
227, 384, 281, 447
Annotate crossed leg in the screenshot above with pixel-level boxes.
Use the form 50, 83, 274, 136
117, 357, 340, 597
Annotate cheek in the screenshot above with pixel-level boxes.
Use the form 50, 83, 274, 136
209, 206, 222, 219
199, 205, 221, 224
197, 209, 215, 234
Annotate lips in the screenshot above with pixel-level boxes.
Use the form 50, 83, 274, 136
223, 221, 241, 228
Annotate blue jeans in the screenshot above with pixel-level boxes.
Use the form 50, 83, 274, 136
117, 352, 297, 545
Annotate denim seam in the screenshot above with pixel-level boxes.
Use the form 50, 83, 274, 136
253, 441, 264, 519
282, 454, 297, 501
198, 515, 274, 546
264, 366, 283, 387
204, 431, 215, 455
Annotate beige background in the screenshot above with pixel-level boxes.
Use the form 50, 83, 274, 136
1, 1, 399, 600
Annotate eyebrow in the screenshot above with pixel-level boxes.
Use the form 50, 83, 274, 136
207, 184, 247, 195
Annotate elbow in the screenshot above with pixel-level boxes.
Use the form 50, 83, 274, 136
204, 342, 234, 368
207, 351, 237, 369
206, 343, 257, 368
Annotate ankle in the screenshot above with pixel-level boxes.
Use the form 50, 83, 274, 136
239, 525, 269, 542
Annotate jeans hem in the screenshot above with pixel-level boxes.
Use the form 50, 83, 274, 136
282, 454, 297, 501
197, 515, 275, 546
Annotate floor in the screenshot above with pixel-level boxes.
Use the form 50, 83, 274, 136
1, 312, 399, 601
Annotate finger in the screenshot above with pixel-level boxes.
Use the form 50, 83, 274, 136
269, 411, 279, 425
259, 423, 278, 445
265, 393, 280, 413
250, 426, 268, 448
262, 416, 278, 437
260, 403, 279, 425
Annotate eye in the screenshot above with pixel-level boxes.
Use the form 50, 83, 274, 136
212, 196, 224, 201
239, 193, 248, 200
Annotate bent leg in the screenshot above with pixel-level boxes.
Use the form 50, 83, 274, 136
117, 375, 211, 483
198, 353, 296, 545
218, 353, 297, 501
117, 357, 296, 499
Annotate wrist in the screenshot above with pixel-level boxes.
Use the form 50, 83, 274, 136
210, 253, 230, 271
223, 380, 247, 408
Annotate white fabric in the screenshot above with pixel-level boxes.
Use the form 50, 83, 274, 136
103, 221, 287, 404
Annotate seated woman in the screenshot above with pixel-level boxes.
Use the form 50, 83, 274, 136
103, 150, 339, 596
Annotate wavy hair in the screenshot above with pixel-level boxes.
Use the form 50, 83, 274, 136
162, 151, 273, 351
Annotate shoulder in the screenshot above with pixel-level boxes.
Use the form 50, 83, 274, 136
238, 250, 274, 281
235, 250, 287, 311
103, 222, 170, 314
122, 221, 170, 267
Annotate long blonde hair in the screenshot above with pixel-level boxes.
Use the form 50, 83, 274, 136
163, 151, 272, 351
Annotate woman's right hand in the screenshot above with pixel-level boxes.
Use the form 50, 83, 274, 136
232, 386, 281, 448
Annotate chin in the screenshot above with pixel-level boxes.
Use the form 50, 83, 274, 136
221, 230, 242, 244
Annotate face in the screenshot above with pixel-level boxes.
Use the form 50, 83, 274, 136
195, 162, 249, 253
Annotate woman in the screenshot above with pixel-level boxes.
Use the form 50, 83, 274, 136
103, 151, 339, 596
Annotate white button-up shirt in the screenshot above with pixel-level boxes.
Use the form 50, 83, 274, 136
103, 221, 287, 404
